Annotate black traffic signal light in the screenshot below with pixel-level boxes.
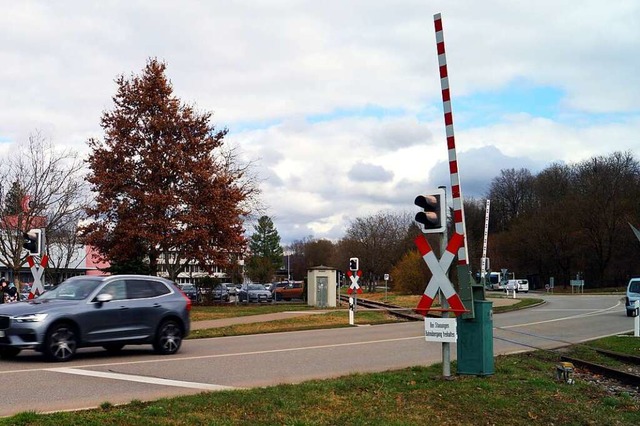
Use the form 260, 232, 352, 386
349, 257, 359, 271
414, 188, 446, 234
22, 229, 42, 256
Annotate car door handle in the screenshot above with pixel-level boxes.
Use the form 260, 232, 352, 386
119, 306, 129, 310
153, 303, 161, 308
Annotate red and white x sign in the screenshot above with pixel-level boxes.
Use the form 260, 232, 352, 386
346, 270, 363, 295
27, 255, 48, 299
414, 233, 466, 316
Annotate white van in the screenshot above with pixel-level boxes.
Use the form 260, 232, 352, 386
625, 278, 640, 317
507, 279, 529, 293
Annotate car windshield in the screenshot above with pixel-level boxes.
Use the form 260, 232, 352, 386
629, 281, 640, 294
180, 285, 195, 291
37, 279, 102, 301
248, 284, 266, 291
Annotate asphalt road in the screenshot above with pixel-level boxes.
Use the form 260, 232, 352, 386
0, 293, 632, 417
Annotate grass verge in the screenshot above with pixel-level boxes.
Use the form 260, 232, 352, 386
188, 294, 543, 339
189, 311, 401, 339
492, 297, 542, 313
3, 349, 638, 425
190, 303, 315, 322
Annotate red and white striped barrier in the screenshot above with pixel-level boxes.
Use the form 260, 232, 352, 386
414, 232, 466, 316
434, 13, 469, 266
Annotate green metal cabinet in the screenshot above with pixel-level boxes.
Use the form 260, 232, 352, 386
456, 300, 494, 376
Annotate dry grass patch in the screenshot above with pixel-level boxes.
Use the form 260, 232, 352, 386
189, 311, 401, 339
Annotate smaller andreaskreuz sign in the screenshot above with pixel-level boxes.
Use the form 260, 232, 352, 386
424, 318, 457, 342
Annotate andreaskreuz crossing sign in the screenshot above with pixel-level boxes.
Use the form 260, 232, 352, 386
414, 232, 466, 316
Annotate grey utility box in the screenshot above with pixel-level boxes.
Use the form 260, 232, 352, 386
307, 266, 337, 308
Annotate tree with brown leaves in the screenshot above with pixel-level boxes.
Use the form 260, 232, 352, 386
84, 58, 257, 280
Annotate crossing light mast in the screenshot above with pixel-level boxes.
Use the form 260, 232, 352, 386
480, 200, 490, 287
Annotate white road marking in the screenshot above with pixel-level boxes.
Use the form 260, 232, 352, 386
500, 300, 623, 329
47, 367, 238, 391
0, 335, 422, 376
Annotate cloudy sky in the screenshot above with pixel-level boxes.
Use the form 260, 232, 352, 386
1, 1, 639, 245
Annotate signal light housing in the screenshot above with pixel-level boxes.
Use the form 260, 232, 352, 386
414, 188, 446, 234
22, 229, 43, 256
349, 257, 359, 272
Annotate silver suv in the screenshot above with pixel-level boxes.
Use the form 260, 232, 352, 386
626, 277, 640, 317
0, 275, 191, 362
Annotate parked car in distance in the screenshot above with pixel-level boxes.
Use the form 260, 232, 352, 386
507, 279, 529, 293
625, 277, 640, 317
223, 283, 237, 296
271, 282, 289, 298
178, 283, 198, 302
212, 284, 230, 303
273, 281, 305, 301
238, 284, 273, 303
0, 275, 191, 362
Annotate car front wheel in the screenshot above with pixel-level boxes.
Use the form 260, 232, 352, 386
44, 324, 78, 362
153, 320, 183, 355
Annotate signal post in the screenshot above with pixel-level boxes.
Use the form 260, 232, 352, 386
22, 228, 47, 298
347, 257, 362, 325
412, 13, 494, 376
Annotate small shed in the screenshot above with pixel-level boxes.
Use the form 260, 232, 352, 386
307, 265, 337, 308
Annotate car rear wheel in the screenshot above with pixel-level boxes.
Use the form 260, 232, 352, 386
153, 320, 183, 355
44, 324, 78, 362
0, 347, 21, 359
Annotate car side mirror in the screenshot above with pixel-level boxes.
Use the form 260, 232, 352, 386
96, 293, 113, 303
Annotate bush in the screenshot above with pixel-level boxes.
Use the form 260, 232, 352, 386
390, 250, 430, 294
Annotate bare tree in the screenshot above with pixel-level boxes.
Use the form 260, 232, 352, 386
0, 131, 87, 286
571, 151, 640, 283
287, 236, 312, 280
486, 152, 640, 288
45, 209, 89, 284
486, 168, 536, 232
339, 211, 414, 292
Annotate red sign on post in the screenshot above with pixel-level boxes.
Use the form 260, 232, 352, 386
415, 233, 466, 316
346, 270, 363, 295
27, 255, 48, 299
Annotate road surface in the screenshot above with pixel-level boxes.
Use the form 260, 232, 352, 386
0, 293, 630, 417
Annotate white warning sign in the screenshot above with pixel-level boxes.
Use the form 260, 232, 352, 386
424, 318, 457, 342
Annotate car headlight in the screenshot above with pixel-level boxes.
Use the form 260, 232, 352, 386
13, 313, 49, 323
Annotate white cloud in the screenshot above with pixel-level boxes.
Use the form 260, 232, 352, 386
1, 1, 638, 244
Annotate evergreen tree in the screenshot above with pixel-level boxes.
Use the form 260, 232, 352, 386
3, 180, 26, 216
246, 216, 283, 282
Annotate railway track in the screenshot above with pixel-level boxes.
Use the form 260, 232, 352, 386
344, 295, 639, 393
351, 296, 640, 391
560, 349, 640, 388
338, 295, 424, 321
